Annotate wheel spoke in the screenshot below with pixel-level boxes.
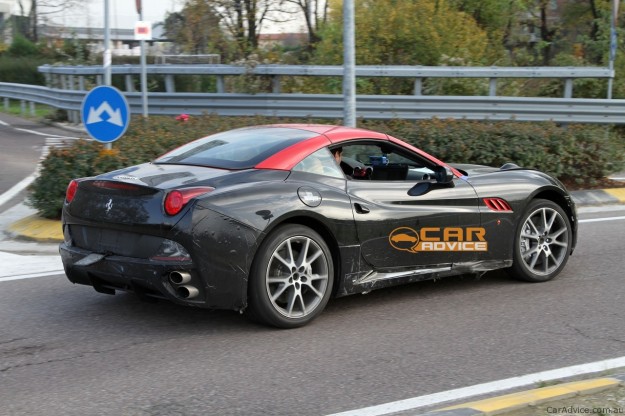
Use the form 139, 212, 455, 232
306, 248, 323, 265
298, 294, 307, 316
270, 283, 290, 302
522, 246, 539, 259
296, 238, 310, 266
527, 217, 541, 235
521, 232, 539, 240
285, 290, 297, 316
548, 252, 560, 268
309, 273, 328, 282
541, 208, 549, 230
546, 210, 558, 232
273, 252, 292, 269
267, 275, 289, 284
551, 240, 568, 248
529, 250, 539, 269
285, 239, 295, 264
303, 283, 324, 299
549, 227, 566, 240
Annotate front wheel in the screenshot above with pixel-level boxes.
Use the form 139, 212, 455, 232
246, 224, 334, 328
508, 199, 572, 282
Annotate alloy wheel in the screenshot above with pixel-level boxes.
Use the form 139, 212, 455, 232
265, 235, 330, 318
519, 206, 569, 276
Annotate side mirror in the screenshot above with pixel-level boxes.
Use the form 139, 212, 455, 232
407, 166, 455, 196
433, 166, 454, 184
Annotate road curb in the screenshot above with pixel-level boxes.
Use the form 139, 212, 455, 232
604, 188, 625, 202
7, 214, 63, 242
571, 188, 625, 205
421, 374, 625, 416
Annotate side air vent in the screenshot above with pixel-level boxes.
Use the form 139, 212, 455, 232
483, 197, 513, 212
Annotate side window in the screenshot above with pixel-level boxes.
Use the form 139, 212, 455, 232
293, 148, 345, 178
341, 142, 436, 181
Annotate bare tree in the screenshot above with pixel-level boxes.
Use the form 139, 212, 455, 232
207, 0, 289, 54
18, 0, 82, 42
282, 0, 328, 46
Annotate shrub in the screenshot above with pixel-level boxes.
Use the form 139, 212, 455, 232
28, 116, 625, 219
8, 34, 40, 57
363, 118, 625, 180
0, 56, 46, 85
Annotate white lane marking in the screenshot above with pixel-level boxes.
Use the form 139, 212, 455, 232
14, 127, 77, 139
0, 252, 64, 280
0, 119, 8, 126
0, 172, 37, 208
326, 356, 625, 416
0, 271, 64, 282
579, 216, 625, 223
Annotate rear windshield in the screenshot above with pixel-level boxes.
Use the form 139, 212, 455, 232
154, 127, 318, 169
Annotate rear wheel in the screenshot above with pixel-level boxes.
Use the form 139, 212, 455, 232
509, 199, 572, 282
247, 224, 334, 328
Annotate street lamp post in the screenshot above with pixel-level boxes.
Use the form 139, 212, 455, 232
103, 0, 111, 86
343, 0, 356, 127
137, 0, 148, 118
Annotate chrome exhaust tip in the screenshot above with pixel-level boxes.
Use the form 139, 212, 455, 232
177, 285, 199, 299
169, 271, 191, 285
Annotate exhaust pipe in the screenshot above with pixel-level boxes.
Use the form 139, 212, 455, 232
177, 285, 199, 299
169, 271, 191, 285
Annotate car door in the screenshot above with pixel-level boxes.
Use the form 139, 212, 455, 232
341, 141, 482, 271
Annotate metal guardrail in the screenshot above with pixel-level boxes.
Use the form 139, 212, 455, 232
1, 64, 622, 124
38, 64, 613, 77
37, 64, 613, 96
2, 82, 625, 124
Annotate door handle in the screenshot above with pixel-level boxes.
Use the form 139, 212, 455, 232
354, 203, 370, 214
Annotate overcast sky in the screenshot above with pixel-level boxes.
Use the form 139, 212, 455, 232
32, 0, 310, 33
41, 0, 184, 29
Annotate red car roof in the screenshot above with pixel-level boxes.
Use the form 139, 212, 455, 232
255, 124, 461, 177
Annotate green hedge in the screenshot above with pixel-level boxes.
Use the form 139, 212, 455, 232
365, 119, 625, 180
28, 116, 625, 219
0, 56, 46, 85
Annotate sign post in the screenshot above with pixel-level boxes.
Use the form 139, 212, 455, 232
81, 86, 130, 144
135, 14, 151, 119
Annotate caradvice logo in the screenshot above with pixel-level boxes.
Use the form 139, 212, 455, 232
389, 226, 488, 252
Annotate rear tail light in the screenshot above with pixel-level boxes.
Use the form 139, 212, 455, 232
66, 180, 79, 203
164, 187, 214, 216
91, 181, 145, 191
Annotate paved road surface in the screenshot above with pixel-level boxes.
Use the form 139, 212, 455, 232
1, 114, 625, 416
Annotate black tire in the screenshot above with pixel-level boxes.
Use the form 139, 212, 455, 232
508, 199, 572, 282
246, 224, 334, 328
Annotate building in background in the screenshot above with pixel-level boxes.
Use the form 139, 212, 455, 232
38, 23, 171, 57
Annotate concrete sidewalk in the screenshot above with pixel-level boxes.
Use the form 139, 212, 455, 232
5, 187, 625, 244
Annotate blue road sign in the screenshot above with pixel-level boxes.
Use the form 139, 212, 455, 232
81, 86, 130, 143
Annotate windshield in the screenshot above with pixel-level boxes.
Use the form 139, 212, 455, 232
154, 127, 318, 169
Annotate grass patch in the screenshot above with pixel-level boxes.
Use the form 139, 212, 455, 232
0, 100, 56, 120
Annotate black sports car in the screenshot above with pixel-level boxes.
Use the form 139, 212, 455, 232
60, 124, 577, 328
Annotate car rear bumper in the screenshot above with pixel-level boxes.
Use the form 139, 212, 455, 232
60, 242, 216, 308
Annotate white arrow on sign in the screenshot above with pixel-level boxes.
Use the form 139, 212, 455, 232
86, 101, 124, 126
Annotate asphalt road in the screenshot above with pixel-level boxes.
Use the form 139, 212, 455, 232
0, 114, 79, 209
1, 210, 625, 416
1, 116, 625, 416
